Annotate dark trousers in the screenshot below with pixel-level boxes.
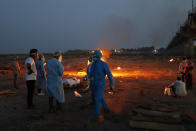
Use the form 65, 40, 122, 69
181, 72, 185, 82
49, 97, 62, 110
13, 73, 18, 88
185, 73, 193, 90
37, 88, 41, 93
170, 85, 176, 97
26, 80, 35, 107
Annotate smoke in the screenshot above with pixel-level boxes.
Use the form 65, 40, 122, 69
97, 0, 191, 49
95, 40, 116, 49
147, 4, 190, 48
97, 15, 135, 49
0, 0, 193, 53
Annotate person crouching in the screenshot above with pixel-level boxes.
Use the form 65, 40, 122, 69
167, 76, 187, 98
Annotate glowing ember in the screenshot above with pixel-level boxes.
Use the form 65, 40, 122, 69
77, 72, 87, 76
64, 71, 86, 77
117, 67, 121, 70
108, 91, 114, 95
169, 58, 174, 62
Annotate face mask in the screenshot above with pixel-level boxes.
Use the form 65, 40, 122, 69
93, 56, 98, 61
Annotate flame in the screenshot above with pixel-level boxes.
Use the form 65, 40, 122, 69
64, 71, 86, 77
64, 58, 91, 77
117, 67, 121, 70
87, 60, 90, 65
63, 48, 172, 79
99, 48, 112, 62
169, 58, 174, 62
63, 68, 172, 80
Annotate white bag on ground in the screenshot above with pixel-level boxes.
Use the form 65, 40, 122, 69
63, 77, 80, 87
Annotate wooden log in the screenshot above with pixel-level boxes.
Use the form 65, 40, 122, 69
132, 115, 182, 124
137, 104, 178, 112
130, 120, 186, 131
185, 110, 196, 123
0, 90, 16, 95
132, 108, 181, 119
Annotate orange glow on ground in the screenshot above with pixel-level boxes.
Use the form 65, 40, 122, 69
117, 67, 121, 70
63, 49, 173, 80
64, 71, 87, 77
63, 68, 172, 80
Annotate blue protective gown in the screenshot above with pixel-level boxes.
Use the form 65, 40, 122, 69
36, 60, 47, 91
87, 59, 114, 118
46, 58, 65, 103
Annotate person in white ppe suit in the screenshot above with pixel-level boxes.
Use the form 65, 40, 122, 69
46, 51, 64, 113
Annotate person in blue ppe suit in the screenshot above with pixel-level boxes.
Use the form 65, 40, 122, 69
36, 54, 47, 95
46, 51, 64, 113
87, 56, 93, 74
87, 50, 114, 121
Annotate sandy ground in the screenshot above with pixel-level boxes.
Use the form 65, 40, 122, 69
0, 55, 196, 131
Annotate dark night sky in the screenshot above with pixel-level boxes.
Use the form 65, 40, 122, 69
0, 0, 192, 54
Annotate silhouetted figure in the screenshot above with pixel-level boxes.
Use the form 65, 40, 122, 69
25, 49, 39, 109
12, 56, 21, 89
184, 57, 194, 91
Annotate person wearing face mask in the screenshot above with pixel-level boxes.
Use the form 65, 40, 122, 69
36, 54, 47, 95
46, 51, 64, 113
88, 50, 114, 121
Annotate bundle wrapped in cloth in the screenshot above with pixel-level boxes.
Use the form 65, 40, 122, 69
63, 77, 80, 88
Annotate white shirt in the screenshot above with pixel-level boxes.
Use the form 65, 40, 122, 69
25, 57, 37, 80
174, 80, 187, 96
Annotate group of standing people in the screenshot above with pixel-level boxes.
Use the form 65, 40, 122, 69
14, 49, 114, 121
179, 57, 194, 91
24, 49, 65, 113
